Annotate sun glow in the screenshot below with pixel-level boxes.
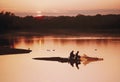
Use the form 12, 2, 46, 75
35, 10, 45, 19
36, 11, 43, 17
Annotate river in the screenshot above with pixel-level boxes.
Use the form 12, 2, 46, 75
0, 36, 120, 82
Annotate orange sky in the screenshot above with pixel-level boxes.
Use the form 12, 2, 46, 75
0, 0, 120, 16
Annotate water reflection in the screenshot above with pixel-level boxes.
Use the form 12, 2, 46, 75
11, 36, 120, 48
0, 38, 14, 48
81, 54, 103, 65
0, 36, 120, 82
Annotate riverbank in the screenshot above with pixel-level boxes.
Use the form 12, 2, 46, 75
0, 47, 32, 55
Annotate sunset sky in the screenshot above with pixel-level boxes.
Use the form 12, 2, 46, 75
0, 0, 120, 16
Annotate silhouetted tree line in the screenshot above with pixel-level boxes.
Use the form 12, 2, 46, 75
0, 11, 120, 35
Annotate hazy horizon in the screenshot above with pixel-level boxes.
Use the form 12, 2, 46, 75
12, 9, 120, 17
0, 0, 120, 17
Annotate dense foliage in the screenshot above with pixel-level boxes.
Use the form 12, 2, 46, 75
0, 11, 120, 35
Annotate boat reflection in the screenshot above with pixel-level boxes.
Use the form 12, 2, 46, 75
33, 55, 103, 69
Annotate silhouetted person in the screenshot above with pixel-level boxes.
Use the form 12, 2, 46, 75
75, 51, 81, 69
75, 51, 80, 60
69, 50, 75, 60
69, 50, 75, 67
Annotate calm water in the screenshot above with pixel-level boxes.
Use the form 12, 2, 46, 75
0, 36, 120, 82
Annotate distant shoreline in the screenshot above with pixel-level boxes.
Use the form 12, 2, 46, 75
0, 12, 120, 37
1, 31, 120, 38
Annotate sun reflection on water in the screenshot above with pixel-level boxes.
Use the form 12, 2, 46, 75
0, 36, 120, 82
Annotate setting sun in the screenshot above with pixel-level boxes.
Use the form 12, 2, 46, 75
34, 11, 44, 19
35, 11, 43, 16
